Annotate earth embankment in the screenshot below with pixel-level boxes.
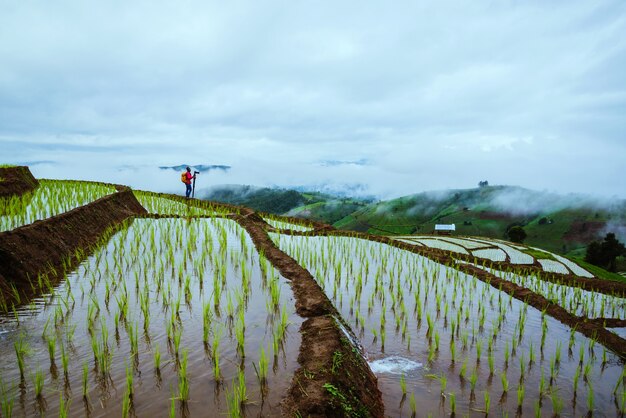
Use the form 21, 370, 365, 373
0, 166, 39, 197
233, 213, 384, 418
0, 189, 147, 301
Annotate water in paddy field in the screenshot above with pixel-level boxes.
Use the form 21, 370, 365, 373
273, 234, 626, 417
0, 218, 302, 417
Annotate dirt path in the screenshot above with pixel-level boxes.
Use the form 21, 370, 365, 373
232, 213, 384, 417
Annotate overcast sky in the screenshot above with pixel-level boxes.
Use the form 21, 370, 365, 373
1, 0, 625, 198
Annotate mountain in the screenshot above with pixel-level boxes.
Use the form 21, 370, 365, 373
202, 183, 626, 263
202, 185, 373, 223
159, 164, 231, 173
333, 185, 626, 258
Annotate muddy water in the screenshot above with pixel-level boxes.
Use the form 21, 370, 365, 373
0, 218, 302, 417
273, 234, 626, 417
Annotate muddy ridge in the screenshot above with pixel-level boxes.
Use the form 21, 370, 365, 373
232, 213, 384, 418
0, 189, 146, 302
0, 166, 39, 197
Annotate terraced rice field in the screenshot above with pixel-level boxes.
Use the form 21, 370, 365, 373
273, 234, 626, 417
392, 235, 593, 278
0, 175, 625, 417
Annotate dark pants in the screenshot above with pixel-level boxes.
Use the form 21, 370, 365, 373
185, 183, 192, 198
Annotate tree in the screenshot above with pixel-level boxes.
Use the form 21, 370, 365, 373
585, 233, 626, 272
478, 180, 489, 188
507, 226, 527, 243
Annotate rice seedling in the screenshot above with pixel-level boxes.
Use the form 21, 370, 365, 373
459, 359, 468, 380
13, 336, 28, 379
154, 344, 162, 372
400, 374, 407, 395
550, 389, 563, 416
60, 342, 69, 377
82, 362, 89, 400
484, 392, 490, 415
439, 374, 447, 395
517, 384, 525, 410
33, 368, 44, 399
587, 384, 594, 414
125, 363, 134, 399
469, 368, 478, 394
59, 393, 71, 418
449, 392, 456, 416
500, 372, 509, 393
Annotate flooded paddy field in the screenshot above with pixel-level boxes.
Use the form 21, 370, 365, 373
0, 180, 116, 232
273, 234, 626, 417
0, 218, 302, 417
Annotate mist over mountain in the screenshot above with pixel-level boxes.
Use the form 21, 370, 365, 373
200, 182, 626, 257
159, 164, 231, 173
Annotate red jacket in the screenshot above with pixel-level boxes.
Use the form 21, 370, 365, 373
185, 172, 193, 185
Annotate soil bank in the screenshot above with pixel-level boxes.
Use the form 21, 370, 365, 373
0, 166, 39, 197
232, 212, 384, 417
0, 189, 147, 301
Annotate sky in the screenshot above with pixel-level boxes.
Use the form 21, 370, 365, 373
1, 0, 625, 199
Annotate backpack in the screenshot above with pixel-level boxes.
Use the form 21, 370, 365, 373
181, 173, 187, 183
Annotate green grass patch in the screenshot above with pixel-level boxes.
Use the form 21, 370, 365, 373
523, 248, 556, 261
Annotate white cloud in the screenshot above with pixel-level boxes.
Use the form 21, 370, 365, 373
1, 0, 625, 198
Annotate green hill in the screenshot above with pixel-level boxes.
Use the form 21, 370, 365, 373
201, 183, 625, 269
202, 185, 372, 221
334, 185, 626, 259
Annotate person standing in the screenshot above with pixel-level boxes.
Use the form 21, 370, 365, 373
182, 167, 195, 198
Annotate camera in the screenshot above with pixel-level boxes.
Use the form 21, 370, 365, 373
194, 171, 200, 175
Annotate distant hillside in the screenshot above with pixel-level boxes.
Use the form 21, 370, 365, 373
159, 164, 231, 173
202, 185, 372, 219
201, 183, 626, 261
334, 185, 626, 257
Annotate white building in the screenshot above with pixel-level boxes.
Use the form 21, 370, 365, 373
434, 224, 456, 235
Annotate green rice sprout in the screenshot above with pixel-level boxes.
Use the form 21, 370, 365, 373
122, 389, 131, 418
154, 344, 162, 372
550, 389, 563, 416
449, 392, 456, 415
125, 363, 134, 399
484, 392, 490, 414
409, 393, 416, 416
13, 336, 28, 379
33, 368, 44, 399
517, 385, 525, 409
59, 393, 70, 418
60, 342, 69, 377
400, 374, 407, 394
439, 374, 447, 394
587, 384, 594, 414
469, 369, 478, 393
500, 372, 509, 393
178, 350, 189, 403
47, 335, 56, 365
534, 400, 541, 418
82, 362, 89, 399
459, 359, 468, 380
169, 392, 176, 418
